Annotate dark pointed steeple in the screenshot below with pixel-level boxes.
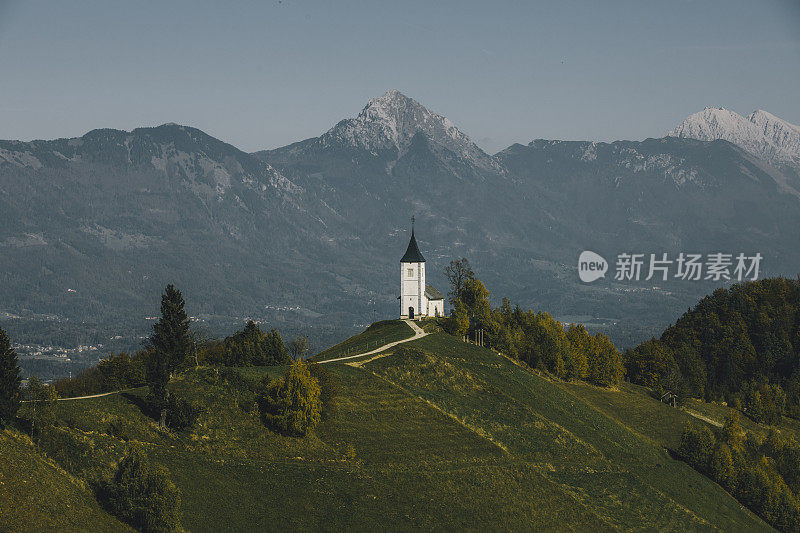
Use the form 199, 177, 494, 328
400, 217, 426, 263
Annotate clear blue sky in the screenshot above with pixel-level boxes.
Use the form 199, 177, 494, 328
1, 0, 798, 154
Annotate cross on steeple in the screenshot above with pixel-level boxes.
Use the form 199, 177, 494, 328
411, 215, 415, 235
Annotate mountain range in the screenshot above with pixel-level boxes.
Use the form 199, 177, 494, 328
2, 90, 799, 376
669, 106, 800, 193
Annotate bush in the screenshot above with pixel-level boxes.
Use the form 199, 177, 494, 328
678, 425, 716, 472
24, 377, 57, 444
164, 395, 202, 432
223, 321, 289, 366
39, 427, 95, 477
216, 367, 250, 389
100, 448, 181, 533
740, 380, 786, 424
53, 351, 147, 398
710, 442, 737, 492
257, 360, 321, 436
309, 362, 338, 421
624, 338, 679, 388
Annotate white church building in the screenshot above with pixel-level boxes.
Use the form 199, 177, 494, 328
399, 223, 445, 319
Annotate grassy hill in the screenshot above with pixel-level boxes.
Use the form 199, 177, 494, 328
311, 319, 413, 361
0, 430, 131, 532
6, 329, 772, 531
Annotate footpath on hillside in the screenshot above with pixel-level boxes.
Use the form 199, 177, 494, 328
20, 387, 140, 404
316, 319, 427, 365
23, 320, 426, 402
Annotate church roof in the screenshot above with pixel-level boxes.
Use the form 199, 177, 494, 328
400, 229, 426, 263
425, 285, 443, 300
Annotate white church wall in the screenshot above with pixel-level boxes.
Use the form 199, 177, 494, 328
400, 262, 427, 318
428, 299, 444, 318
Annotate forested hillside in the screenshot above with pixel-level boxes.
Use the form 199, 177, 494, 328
626, 277, 800, 421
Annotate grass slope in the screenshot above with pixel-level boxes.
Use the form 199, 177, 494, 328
364, 334, 769, 531
0, 430, 131, 532
8, 330, 771, 531
312, 319, 413, 361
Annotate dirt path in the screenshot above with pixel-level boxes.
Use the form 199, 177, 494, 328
683, 408, 723, 428
317, 319, 427, 365
21, 387, 139, 403
24, 321, 426, 401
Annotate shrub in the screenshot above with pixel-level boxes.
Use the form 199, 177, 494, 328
53, 351, 147, 398
740, 380, 786, 424
257, 360, 321, 436
624, 338, 679, 388
223, 321, 289, 366
309, 362, 338, 421
217, 367, 257, 391
101, 448, 181, 533
710, 442, 737, 492
164, 395, 202, 432
39, 427, 95, 477
678, 425, 716, 472
24, 377, 58, 444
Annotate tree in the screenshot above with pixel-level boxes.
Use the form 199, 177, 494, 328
288, 336, 308, 361
257, 360, 321, 436
459, 277, 496, 336
150, 285, 192, 372
443, 299, 470, 337
444, 258, 475, 306
0, 327, 22, 429
565, 323, 590, 380
520, 312, 569, 377
265, 329, 289, 364
710, 442, 737, 492
587, 333, 624, 387
102, 448, 182, 533
720, 411, 744, 449
679, 424, 716, 472
222, 322, 289, 366
624, 338, 678, 388
742, 380, 786, 424
146, 285, 192, 407
145, 348, 170, 411
25, 376, 57, 445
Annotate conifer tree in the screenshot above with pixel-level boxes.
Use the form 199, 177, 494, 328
265, 328, 289, 365
146, 285, 192, 407
0, 327, 22, 429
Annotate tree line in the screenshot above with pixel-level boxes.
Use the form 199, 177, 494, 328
680, 414, 800, 532
440, 258, 624, 387
624, 277, 800, 421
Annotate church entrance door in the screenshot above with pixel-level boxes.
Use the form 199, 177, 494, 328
408, 307, 415, 319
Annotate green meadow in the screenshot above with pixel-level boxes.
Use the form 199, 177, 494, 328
4, 326, 772, 531
312, 319, 414, 361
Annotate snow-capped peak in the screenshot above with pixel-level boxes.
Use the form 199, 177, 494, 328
668, 107, 800, 169
322, 90, 498, 171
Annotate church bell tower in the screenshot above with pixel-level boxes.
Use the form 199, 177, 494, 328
400, 217, 426, 319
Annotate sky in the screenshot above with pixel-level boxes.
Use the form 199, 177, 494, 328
0, 0, 798, 154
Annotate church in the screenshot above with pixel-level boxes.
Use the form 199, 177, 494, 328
399, 222, 445, 319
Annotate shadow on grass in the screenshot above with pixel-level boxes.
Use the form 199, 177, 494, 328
13, 415, 33, 435
121, 392, 159, 422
